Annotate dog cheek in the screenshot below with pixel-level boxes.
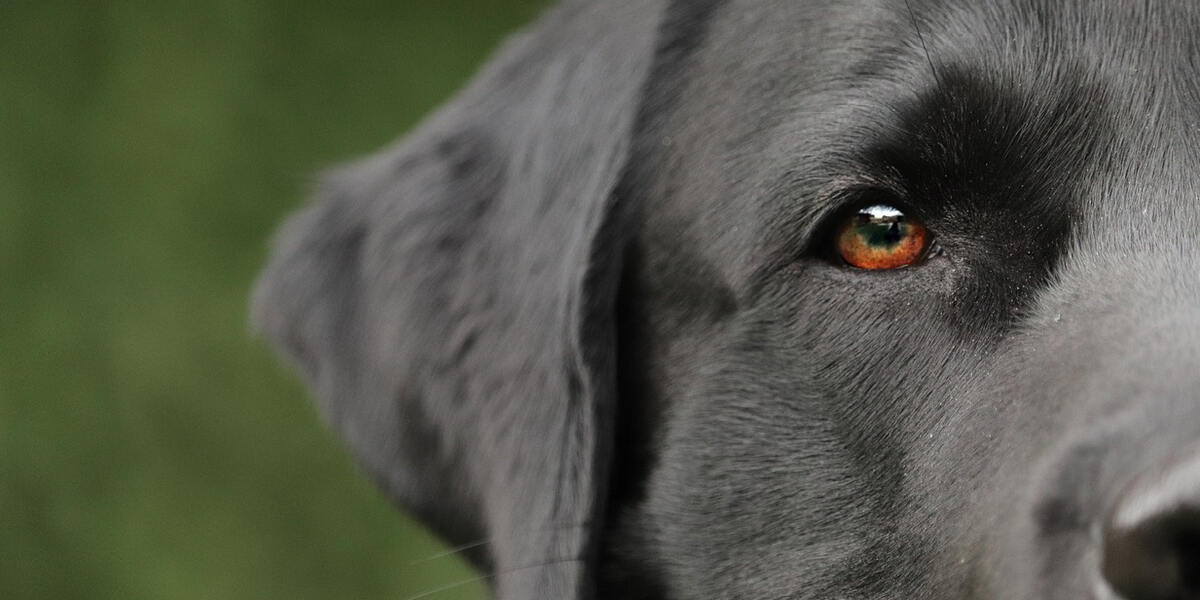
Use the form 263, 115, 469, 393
655, 298, 973, 595
635, 367, 885, 598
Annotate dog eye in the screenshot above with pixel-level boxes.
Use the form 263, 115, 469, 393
835, 204, 930, 270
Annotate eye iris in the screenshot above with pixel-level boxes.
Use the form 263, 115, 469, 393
836, 205, 928, 270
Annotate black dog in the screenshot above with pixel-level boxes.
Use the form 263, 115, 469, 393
253, 1, 1200, 598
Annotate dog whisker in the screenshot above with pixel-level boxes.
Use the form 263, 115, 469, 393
405, 522, 593, 566
903, 0, 941, 87
406, 539, 490, 567
402, 556, 585, 600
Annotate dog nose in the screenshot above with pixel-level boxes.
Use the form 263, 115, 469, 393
1101, 451, 1200, 600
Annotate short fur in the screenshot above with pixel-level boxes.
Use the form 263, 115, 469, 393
253, 1, 1200, 598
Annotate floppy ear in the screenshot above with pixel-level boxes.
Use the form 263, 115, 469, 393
251, 1, 665, 597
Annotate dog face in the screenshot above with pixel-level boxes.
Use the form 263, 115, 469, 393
254, 1, 1200, 599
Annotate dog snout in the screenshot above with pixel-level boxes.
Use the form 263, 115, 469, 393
1101, 449, 1200, 600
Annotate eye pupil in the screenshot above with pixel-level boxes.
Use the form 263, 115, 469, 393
835, 204, 929, 270
860, 221, 905, 247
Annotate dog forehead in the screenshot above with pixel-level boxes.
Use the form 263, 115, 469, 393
692, 0, 1200, 110
654, 0, 1200, 225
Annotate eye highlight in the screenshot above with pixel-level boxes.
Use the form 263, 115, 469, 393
835, 204, 930, 270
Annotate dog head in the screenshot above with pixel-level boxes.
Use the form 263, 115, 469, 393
253, 1, 1200, 598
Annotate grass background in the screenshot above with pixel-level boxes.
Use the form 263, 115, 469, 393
1, 2, 547, 598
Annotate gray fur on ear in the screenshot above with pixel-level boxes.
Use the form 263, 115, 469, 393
250, 1, 666, 597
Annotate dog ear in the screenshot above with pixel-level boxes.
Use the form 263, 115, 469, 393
251, 1, 665, 597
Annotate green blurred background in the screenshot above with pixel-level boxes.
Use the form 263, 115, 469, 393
1, 2, 547, 598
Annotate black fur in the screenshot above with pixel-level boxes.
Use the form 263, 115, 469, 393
253, 1, 1200, 598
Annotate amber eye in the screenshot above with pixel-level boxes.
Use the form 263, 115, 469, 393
835, 204, 929, 270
